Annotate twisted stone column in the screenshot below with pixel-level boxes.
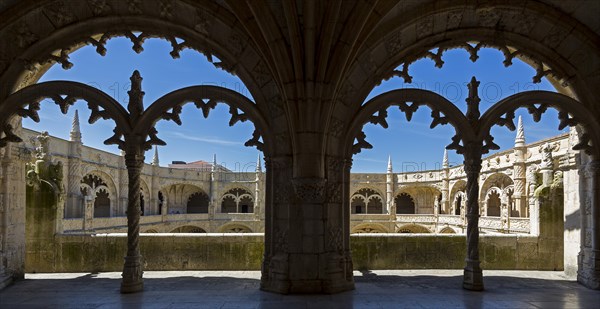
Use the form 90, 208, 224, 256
463, 144, 484, 291
120, 141, 144, 293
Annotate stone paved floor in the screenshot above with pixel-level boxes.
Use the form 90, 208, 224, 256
0, 270, 598, 308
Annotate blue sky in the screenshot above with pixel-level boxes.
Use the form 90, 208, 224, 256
25, 38, 562, 173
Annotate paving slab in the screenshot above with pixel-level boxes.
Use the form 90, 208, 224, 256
1, 270, 598, 308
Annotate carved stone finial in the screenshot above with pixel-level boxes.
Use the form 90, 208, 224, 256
70, 109, 82, 143
540, 142, 554, 169
443, 149, 449, 168
212, 153, 217, 172
35, 131, 50, 160
466, 76, 481, 123
151, 145, 159, 166
256, 153, 262, 173
515, 115, 525, 146
127, 70, 144, 117
387, 155, 393, 173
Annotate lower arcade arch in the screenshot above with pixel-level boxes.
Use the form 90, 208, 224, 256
439, 226, 457, 234
351, 223, 389, 234
217, 224, 253, 233
397, 224, 432, 234
169, 226, 207, 233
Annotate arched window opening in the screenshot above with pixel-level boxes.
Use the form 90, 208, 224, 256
158, 191, 164, 215
486, 191, 501, 217
94, 189, 111, 218
395, 193, 415, 214
220, 188, 254, 213
81, 174, 112, 218
351, 188, 384, 214
187, 191, 209, 214
140, 191, 145, 216
170, 226, 207, 233
455, 195, 462, 216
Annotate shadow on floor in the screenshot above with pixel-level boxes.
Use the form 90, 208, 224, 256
1, 271, 598, 309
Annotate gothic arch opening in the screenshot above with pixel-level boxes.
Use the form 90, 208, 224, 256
397, 224, 431, 234
160, 184, 206, 215
221, 188, 254, 214
170, 226, 206, 233
351, 188, 384, 214
218, 223, 252, 233
395, 193, 415, 214
486, 190, 502, 217
81, 174, 113, 218
187, 191, 209, 214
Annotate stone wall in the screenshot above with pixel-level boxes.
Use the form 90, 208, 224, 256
352, 234, 562, 271
563, 169, 581, 278
25, 234, 561, 273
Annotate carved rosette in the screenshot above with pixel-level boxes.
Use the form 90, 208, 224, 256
292, 178, 326, 204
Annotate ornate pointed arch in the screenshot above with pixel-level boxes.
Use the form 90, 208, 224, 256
345, 88, 475, 156
136, 85, 271, 153
479, 91, 600, 156
479, 173, 514, 202
0, 81, 130, 147
337, 2, 600, 117
0, 2, 290, 155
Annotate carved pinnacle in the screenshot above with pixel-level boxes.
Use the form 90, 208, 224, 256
466, 76, 480, 124
127, 70, 144, 118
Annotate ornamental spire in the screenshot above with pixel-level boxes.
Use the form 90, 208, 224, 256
151, 146, 159, 166
387, 155, 393, 173
515, 115, 525, 146
211, 154, 217, 172
256, 153, 262, 173
443, 149, 449, 168
70, 109, 81, 143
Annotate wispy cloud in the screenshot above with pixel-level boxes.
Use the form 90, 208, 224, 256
167, 132, 241, 146
354, 157, 387, 163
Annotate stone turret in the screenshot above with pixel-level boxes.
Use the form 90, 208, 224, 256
513, 116, 527, 217
150, 146, 160, 215
151, 146, 159, 166
69, 110, 81, 143
66, 111, 83, 218
255, 154, 262, 217
209, 154, 218, 216
441, 149, 450, 214
256, 153, 262, 173
386, 155, 394, 215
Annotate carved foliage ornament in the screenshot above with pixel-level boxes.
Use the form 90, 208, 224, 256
381, 41, 569, 87
492, 104, 593, 155
25, 30, 234, 78
292, 178, 326, 204
353, 92, 463, 155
